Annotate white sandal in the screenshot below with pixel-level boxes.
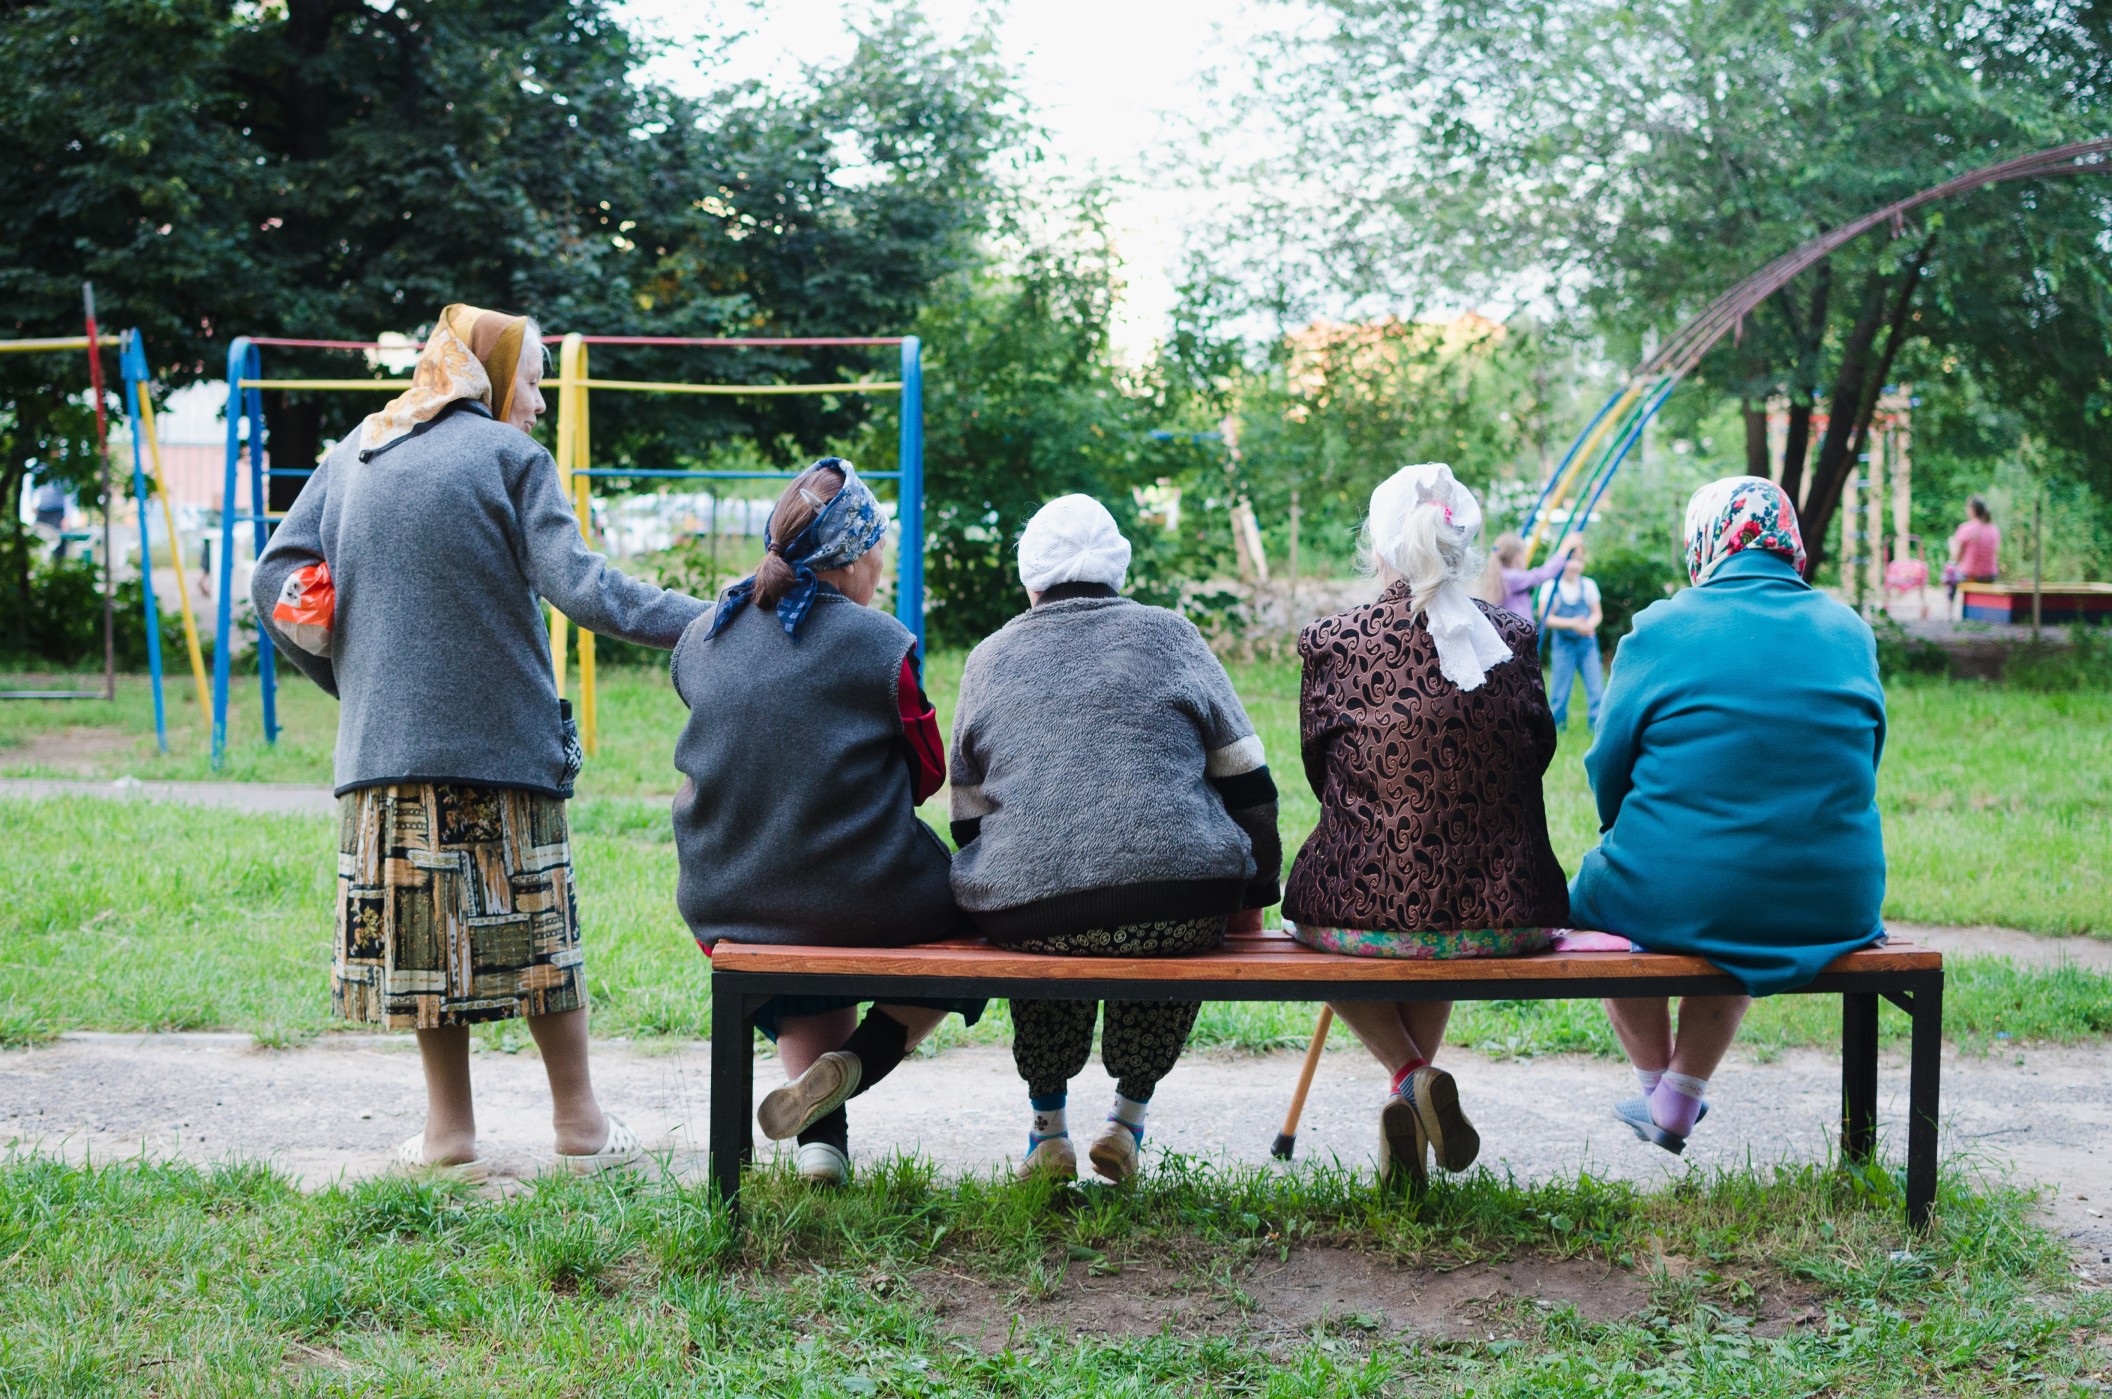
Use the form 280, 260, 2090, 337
556, 1114, 643, 1176
392, 1132, 491, 1183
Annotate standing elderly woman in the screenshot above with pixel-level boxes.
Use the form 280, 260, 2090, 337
949, 496, 1281, 1184
255, 304, 706, 1177
1284, 464, 1570, 1189
672, 459, 980, 1185
1572, 477, 1885, 1153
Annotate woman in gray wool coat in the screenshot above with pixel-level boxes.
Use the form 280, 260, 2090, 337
947, 495, 1283, 1185
255, 303, 706, 1179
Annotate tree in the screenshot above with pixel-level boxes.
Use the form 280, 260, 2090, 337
0, 1, 1018, 505
1200, 0, 2112, 568
902, 202, 1219, 646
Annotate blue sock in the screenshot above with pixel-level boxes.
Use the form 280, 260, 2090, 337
1029, 1093, 1068, 1152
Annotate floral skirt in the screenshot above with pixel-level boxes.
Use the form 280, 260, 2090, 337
1286, 922, 1552, 960
334, 784, 586, 1029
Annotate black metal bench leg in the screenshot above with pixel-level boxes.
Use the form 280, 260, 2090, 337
1841, 992, 1879, 1164
1906, 977, 1943, 1231
709, 981, 755, 1214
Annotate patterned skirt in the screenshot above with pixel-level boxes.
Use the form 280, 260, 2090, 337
1286, 922, 1552, 960
335, 784, 586, 1029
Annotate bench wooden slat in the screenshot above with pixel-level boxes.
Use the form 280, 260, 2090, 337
710, 930, 1937, 982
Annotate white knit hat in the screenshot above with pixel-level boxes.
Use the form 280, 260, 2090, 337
1017, 494, 1132, 594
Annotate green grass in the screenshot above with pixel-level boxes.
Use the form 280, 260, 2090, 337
3, 661, 2109, 1048
6, 793, 2109, 1050
5, 661, 2106, 933
0, 1153, 2104, 1396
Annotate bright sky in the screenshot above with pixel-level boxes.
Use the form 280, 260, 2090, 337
621, 0, 1274, 354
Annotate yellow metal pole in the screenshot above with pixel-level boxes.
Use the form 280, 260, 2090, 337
1525, 382, 1643, 561
136, 396, 212, 729
574, 340, 598, 757
0, 336, 100, 353
549, 336, 581, 699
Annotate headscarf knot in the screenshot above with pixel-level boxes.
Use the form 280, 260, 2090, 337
707, 459, 886, 640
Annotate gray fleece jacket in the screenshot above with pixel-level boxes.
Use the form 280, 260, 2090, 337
253, 402, 705, 796
948, 586, 1281, 942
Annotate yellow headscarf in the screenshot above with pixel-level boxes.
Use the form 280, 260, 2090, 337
360, 304, 532, 450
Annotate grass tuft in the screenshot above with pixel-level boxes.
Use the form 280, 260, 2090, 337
0, 1152, 2104, 1395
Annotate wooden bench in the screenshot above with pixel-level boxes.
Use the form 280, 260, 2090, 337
708, 932, 1944, 1226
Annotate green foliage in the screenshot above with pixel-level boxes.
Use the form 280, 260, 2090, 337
0, 560, 186, 672
1577, 537, 1684, 654
1200, 0, 2112, 562
0, 1, 1017, 476
904, 208, 1222, 646
2004, 626, 2112, 691
1871, 617, 1950, 679
1200, 315, 1601, 574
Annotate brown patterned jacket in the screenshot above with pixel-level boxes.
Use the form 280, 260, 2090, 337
1282, 583, 1571, 933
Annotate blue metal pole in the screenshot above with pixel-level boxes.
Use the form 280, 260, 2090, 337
1521, 385, 1623, 537
120, 332, 167, 753
896, 336, 926, 652
245, 352, 279, 745
211, 339, 249, 769
1533, 375, 1679, 627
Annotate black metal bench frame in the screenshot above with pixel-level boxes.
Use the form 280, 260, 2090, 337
708, 954, 1943, 1228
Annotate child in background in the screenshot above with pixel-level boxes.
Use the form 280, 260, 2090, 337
1537, 544, 1605, 733
1483, 533, 1577, 627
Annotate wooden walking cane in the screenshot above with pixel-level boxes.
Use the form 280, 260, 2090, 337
1271, 1006, 1334, 1159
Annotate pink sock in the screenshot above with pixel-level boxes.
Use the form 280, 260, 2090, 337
1649, 1076, 1705, 1136
1388, 1058, 1430, 1096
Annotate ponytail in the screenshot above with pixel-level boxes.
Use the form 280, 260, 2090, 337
750, 463, 847, 611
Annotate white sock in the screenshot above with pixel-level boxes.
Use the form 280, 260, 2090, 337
1028, 1098, 1067, 1145
1109, 1094, 1149, 1142
1660, 1071, 1708, 1101
1635, 1067, 1664, 1095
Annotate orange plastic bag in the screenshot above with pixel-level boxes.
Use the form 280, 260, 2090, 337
272, 560, 335, 656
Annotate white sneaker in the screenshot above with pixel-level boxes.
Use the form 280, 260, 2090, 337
1016, 1135, 1078, 1182
795, 1141, 850, 1185
1086, 1120, 1141, 1184
758, 1051, 861, 1141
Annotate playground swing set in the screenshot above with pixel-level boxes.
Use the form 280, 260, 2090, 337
208, 331, 925, 768
2, 285, 212, 744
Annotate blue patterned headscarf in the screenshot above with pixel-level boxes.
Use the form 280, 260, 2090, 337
706, 458, 887, 639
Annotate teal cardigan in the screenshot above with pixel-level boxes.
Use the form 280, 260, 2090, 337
1567, 550, 1886, 994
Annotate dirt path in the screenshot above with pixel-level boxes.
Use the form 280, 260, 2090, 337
8, 1033, 2105, 1277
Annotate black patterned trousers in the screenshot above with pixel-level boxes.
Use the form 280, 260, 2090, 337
1008, 916, 1226, 1102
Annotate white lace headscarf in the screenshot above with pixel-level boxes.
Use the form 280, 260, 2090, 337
1366, 463, 1513, 691
1017, 494, 1132, 594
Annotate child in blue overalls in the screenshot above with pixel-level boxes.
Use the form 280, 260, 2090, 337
1539, 545, 1604, 732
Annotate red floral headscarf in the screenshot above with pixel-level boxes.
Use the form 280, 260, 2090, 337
1682, 476, 1807, 585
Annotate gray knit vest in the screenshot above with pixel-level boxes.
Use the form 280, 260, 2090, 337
670, 589, 960, 948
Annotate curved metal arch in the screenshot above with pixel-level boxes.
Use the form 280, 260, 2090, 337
1525, 137, 2112, 560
